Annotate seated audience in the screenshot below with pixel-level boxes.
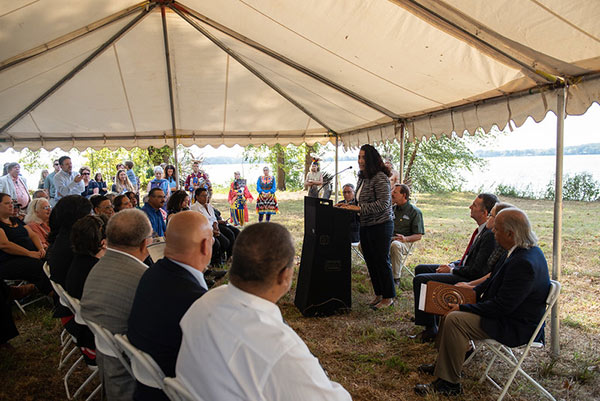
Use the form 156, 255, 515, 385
336, 183, 360, 243
32, 189, 49, 200
65, 215, 108, 365
112, 169, 135, 195
126, 191, 139, 209
414, 208, 551, 397
142, 188, 167, 238
165, 190, 190, 221
47, 196, 93, 287
24, 197, 52, 250
412, 193, 498, 343
0, 193, 51, 295
147, 166, 171, 199
191, 187, 229, 264
113, 194, 133, 213
390, 184, 424, 285
128, 211, 211, 401
213, 206, 240, 252
80, 166, 99, 198
80, 209, 152, 401
93, 172, 108, 196
176, 223, 352, 401
91, 195, 115, 219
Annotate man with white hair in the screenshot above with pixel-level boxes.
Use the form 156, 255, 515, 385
414, 208, 551, 397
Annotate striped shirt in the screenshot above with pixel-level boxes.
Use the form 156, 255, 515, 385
356, 171, 393, 226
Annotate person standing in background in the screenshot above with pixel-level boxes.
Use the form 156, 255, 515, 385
228, 172, 253, 226
80, 166, 99, 198
38, 170, 48, 189
124, 161, 138, 193
44, 160, 61, 206
0, 163, 30, 210
256, 166, 278, 222
305, 162, 323, 198
54, 156, 84, 201
93, 172, 108, 196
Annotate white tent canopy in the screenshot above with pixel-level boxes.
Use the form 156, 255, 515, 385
1, 0, 599, 151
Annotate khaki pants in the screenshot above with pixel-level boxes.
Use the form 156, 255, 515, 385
390, 240, 411, 279
433, 311, 490, 383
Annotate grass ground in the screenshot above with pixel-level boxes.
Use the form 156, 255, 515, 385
1, 192, 599, 400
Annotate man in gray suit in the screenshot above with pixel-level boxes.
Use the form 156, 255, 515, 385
81, 209, 152, 401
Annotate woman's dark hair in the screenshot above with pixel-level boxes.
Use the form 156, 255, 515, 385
90, 195, 109, 210
164, 164, 176, 178
70, 215, 107, 256
0, 192, 10, 203
94, 172, 104, 182
167, 190, 189, 214
113, 194, 128, 212
48, 195, 92, 243
358, 144, 391, 179
0, 193, 20, 225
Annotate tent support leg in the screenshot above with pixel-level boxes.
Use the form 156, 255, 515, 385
551, 86, 566, 357
334, 135, 339, 203
161, 5, 180, 189
398, 122, 405, 183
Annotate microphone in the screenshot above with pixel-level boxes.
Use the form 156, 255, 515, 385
318, 165, 353, 191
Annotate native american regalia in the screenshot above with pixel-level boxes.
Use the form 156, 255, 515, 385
256, 175, 278, 215
228, 178, 254, 226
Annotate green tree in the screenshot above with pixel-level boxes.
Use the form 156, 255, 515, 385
377, 129, 492, 192
243, 144, 309, 191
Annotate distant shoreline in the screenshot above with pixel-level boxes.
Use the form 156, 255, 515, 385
475, 142, 600, 158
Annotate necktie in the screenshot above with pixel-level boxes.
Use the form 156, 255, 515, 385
460, 228, 479, 265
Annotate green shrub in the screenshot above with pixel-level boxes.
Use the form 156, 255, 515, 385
545, 172, 600, 202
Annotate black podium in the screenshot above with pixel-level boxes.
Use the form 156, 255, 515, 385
294, 197, 353, 317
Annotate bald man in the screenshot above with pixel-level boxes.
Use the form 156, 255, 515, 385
127, 211, 213, 401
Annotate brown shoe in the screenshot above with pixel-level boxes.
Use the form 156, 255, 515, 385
8, 284, 36, 300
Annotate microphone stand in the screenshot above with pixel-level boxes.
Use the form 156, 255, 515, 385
317, 166, 353, 193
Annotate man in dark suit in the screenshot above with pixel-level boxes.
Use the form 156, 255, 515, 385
127, 211, 213, 401
414, 208, 551, 397
412, 193, 498, 342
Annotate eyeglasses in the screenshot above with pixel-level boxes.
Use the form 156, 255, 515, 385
53, 163, 59, 166
81, 172, 90, 175
42, 206, 51, 210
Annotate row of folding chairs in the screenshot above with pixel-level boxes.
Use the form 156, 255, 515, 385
43, 261, 198, 401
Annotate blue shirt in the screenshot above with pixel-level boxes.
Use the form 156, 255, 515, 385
142, 203, 166, 237
44, 171, 57, 198
126, 169, 138, 187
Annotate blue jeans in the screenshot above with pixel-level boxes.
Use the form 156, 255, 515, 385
360, 220, 395, 299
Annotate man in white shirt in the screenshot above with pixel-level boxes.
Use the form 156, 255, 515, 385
176, 223, 352, 401
54, 156, 84, 201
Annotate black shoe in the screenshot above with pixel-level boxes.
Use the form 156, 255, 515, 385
417, 363, 435, 375
418, 328, 438, 343
414, 379, 462, 396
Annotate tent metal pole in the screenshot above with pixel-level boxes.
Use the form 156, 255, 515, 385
172, 2, 400, 119
161, 5, 180, 189
551, 86, 566, 357
334, 135, 339, 203
0, 6, 154, 136
171, 5, 336, 134
398, 123, 405, 183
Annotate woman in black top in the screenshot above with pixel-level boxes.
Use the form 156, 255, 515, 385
0, 193, 52, 294
336, 145, 395, 309
93, 172, 107, 196
166, 190, 190, 221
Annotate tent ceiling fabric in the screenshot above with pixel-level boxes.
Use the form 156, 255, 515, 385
0, 0, 598, 151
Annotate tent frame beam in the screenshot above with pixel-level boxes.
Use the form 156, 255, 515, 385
172, 2, 400, 119
0, 5, 155, 136
0, 1, 151, 72
171, 4, 337, 134
392, 0, 562, 84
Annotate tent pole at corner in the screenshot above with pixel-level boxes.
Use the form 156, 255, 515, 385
551, 86, 566, 357
398, 123, 405, 183
161, 5, 180, 189
334, 134, 339, 203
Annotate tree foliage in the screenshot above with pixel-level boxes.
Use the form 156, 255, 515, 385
377, 130, 490, 192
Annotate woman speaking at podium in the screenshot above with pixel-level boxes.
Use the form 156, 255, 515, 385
336, 144, 394, 310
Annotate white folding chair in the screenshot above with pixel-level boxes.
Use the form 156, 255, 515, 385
84, 320, 133, 378
114, 334, 168, 394
147, 241, 166, 263
61, 292, 102, 400
395, 241, 416, 278
473, 280, 561, 401
350, 242, 365, 264
163, 377, 199, 401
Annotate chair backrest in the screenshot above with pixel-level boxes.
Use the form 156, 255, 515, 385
147, 241, 166, 263
163, 377, 199, 401
114, 334, 165, 390
525, 280, 561, 349
42, 261, 51, 278
62, 291, 85, 325
84, 320, 133, 377
53, 282, 73, 311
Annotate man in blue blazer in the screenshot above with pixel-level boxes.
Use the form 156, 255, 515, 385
128, 211, 213, 401
414, 208, 551, 397
412, 193, 499, 342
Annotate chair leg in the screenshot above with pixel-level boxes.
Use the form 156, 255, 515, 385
64, 355, 84, 399
85, 383, 102, 401
59, 341, 78, 370
73, 367, 100, 400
